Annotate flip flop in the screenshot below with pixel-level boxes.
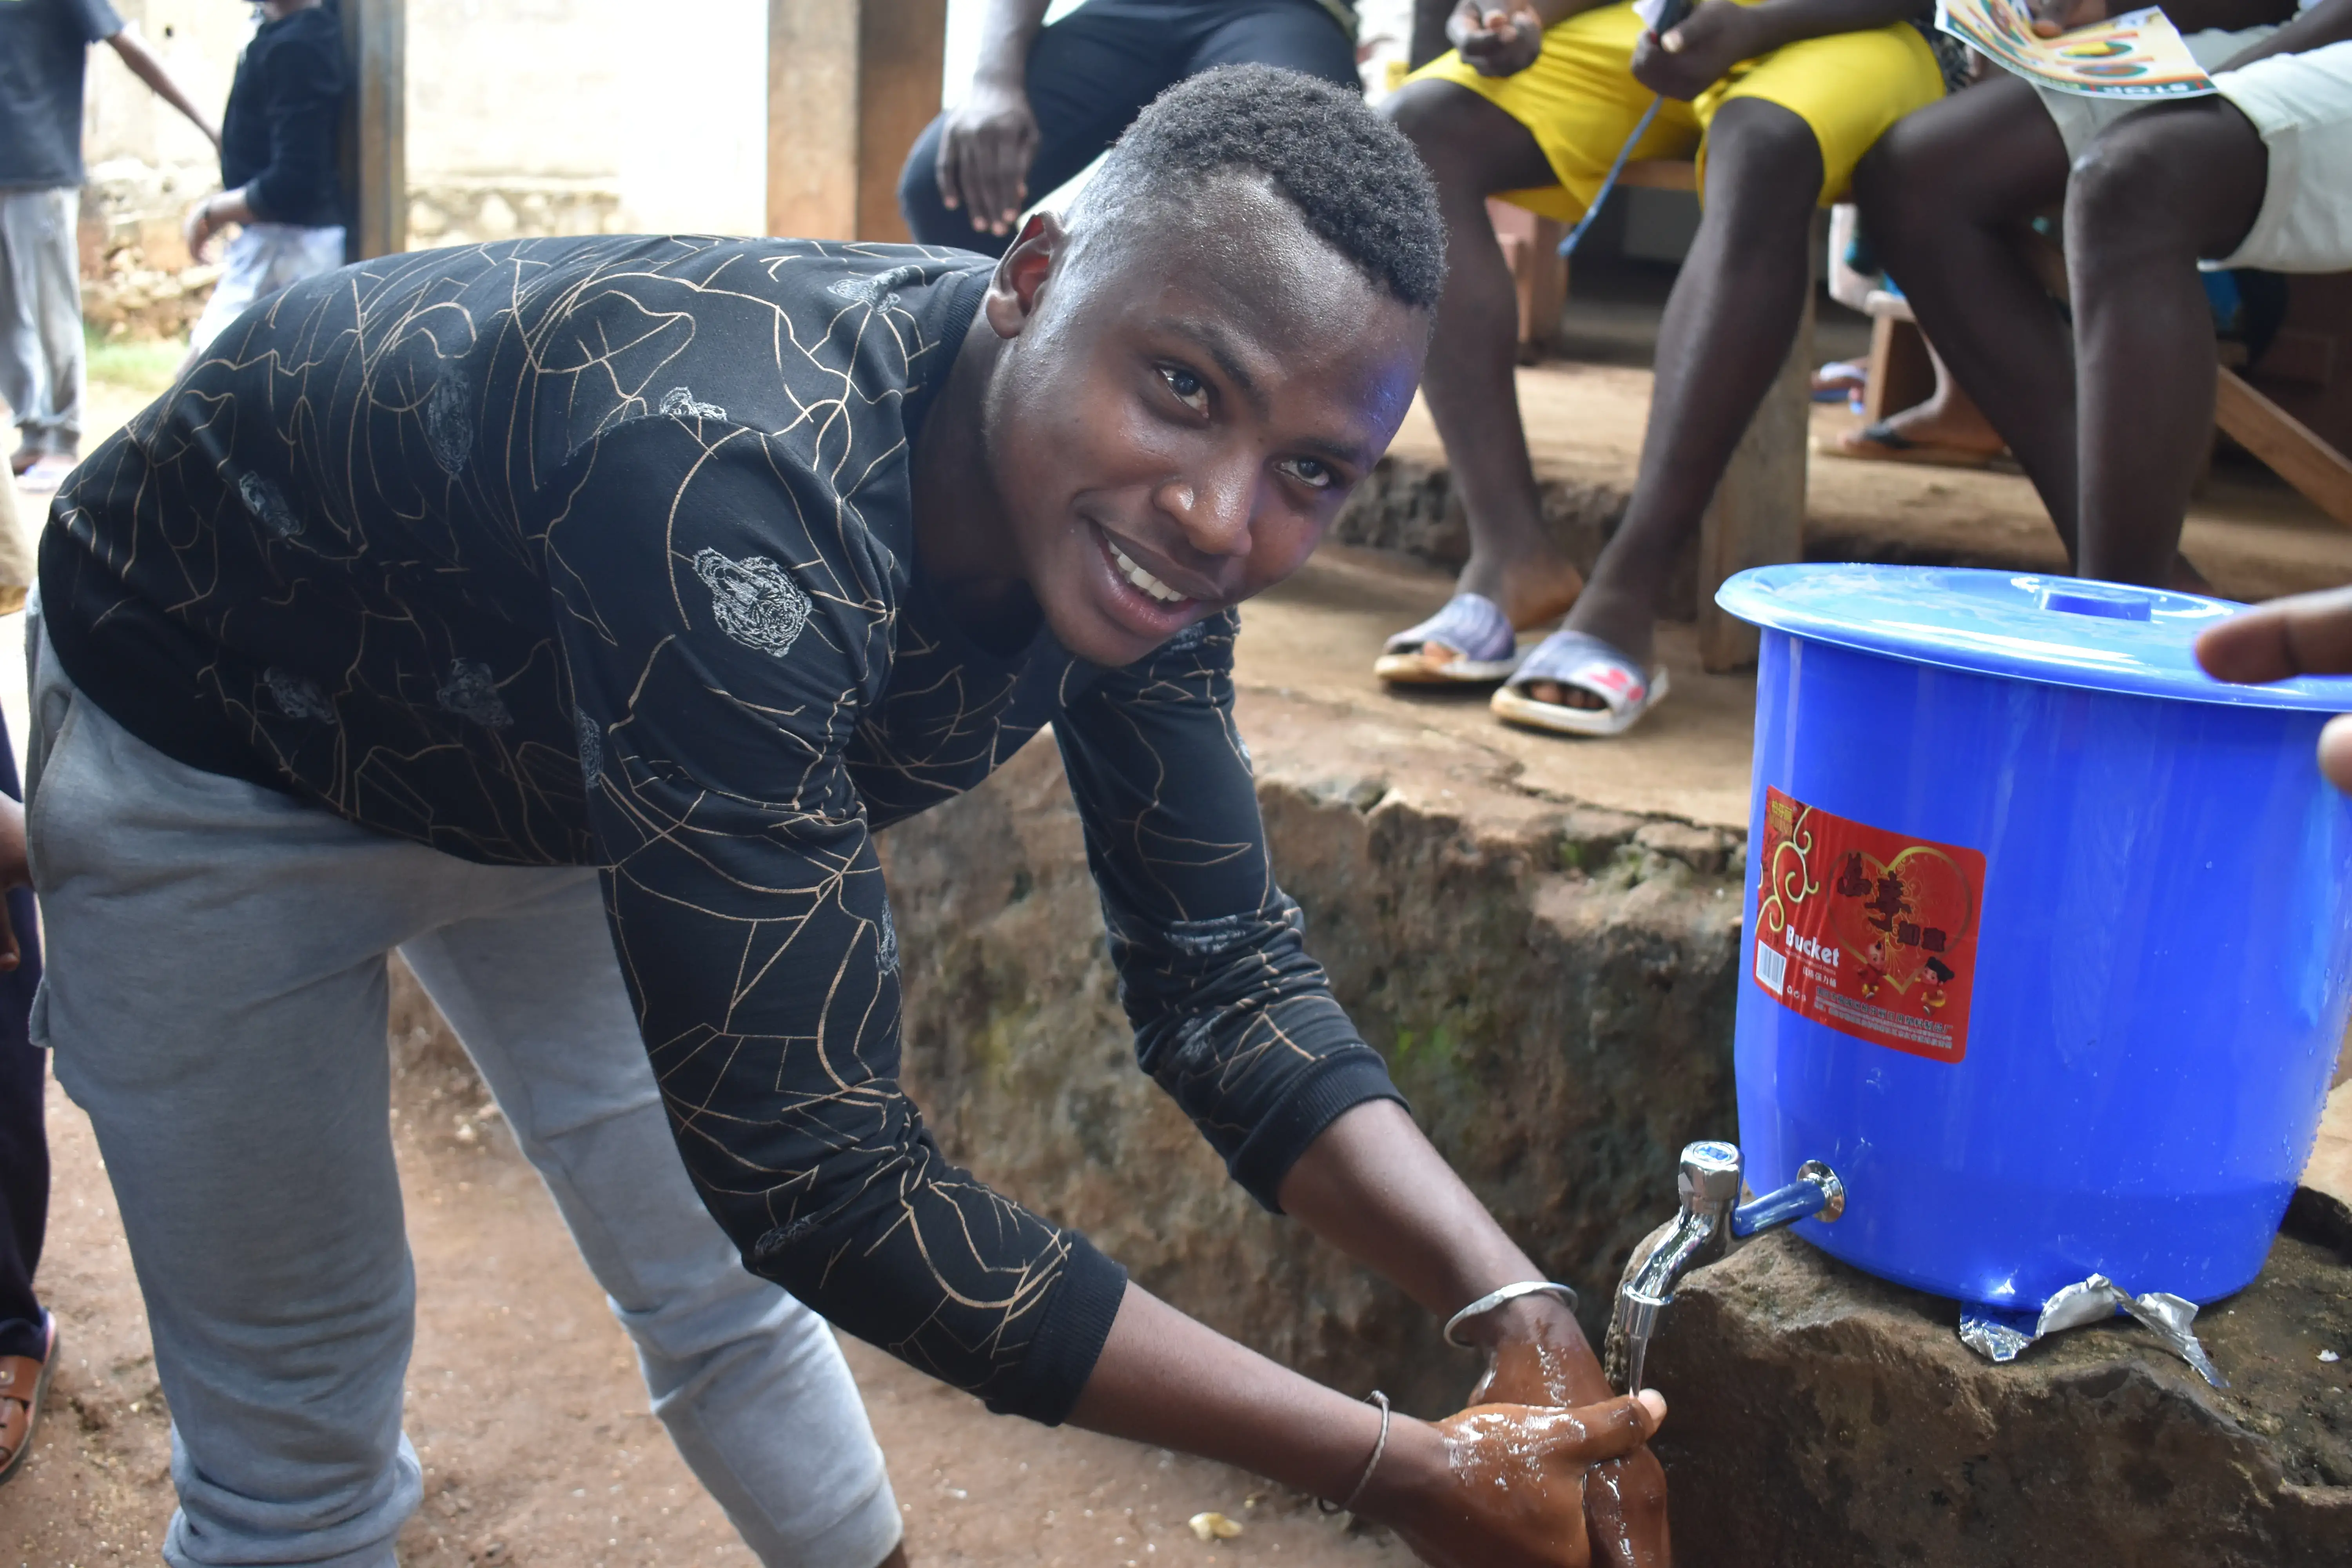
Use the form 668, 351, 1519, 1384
1816, 422, 2003, 471
1490, 628, 1670, 739
1375, 592, 1522, 685
0, 1312, 57, 1487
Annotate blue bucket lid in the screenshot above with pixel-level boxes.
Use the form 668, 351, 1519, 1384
1716, 564, 2352, 712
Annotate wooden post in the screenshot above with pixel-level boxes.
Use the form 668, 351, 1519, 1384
767, 0, 947, 242
1695, 280, 1815, 673
339, 0, 407, 261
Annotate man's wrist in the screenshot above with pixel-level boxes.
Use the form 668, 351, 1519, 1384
1354, 1413, 1449, 1527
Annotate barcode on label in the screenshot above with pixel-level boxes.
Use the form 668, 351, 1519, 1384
1755, 941, 1788, 996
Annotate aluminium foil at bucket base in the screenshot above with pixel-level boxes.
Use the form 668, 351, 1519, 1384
1717, 565, 2352, 1310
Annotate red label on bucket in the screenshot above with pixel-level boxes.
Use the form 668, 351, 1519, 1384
1753, 788, 1987, 1063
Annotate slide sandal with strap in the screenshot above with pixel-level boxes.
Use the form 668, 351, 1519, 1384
0, 1312, 57, 1487
1375, 593, 1522, 685
1816, 421, 2003, 471
1490, 628, 1670, 739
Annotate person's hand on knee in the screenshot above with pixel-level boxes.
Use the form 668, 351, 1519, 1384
1631, 2, 1763, 101
936, 77, 1041, 237
1449, 0, 1546, 76
2197, 584, 2352, 793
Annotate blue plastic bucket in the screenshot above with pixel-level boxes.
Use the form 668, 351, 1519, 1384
1718, 566, 2352, 1308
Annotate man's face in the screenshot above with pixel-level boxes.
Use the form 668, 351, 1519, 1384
978, 180, 1428, 668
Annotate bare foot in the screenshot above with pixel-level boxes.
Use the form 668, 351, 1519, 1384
1456, 548, 1585, 632
1836, 392, 2006, 462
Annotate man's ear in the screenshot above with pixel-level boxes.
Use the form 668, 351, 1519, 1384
983, 212, 1063, 339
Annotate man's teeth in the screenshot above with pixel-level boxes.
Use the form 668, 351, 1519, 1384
1108, 542, 1187, 604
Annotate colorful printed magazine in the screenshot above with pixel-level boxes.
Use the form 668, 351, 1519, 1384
1936, 0, 2218, 98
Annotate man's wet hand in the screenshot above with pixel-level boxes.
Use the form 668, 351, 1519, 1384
2197, 584, 2352, 794
2027, 0, 2110, 36
1376, 1393, 1668, 1568
1631, 2, 1760, 101
1449, 0, 1547, 76
1466, 1301, 1671, 1568
935, 77, 1040, 237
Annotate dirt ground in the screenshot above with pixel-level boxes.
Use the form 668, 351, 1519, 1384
0, 1002, 1416, 1568
5, 352, 2350, 1565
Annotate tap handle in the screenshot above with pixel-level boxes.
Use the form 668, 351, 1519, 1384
1676, 1140, 1744, 1218
1730, 1159, 1846, 1238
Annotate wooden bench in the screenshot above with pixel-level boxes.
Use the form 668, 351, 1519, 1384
1490, 157, 1812, 673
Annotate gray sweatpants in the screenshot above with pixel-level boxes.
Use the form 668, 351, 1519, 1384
0, 188, 83, 459
22, 612, 903, 1568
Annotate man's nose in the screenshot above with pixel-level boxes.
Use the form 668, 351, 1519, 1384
1153, 457, 1257, 560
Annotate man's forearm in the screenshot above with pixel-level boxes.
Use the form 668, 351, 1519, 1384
108, 28, 221, 146
1735, 0, 1921, 54
1276, 1100, 1613, 1397
2220, 0, 2352, 67
973, 0, 1055, 88
2160, 0, 2301, 36
1071, 1284, 1406, 1503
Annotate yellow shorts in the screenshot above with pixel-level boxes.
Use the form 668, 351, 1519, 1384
1411, 2, 1945, 220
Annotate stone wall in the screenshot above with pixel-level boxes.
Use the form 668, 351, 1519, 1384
876, 731, 1748, 1416
1649, 1229, 2352, 1565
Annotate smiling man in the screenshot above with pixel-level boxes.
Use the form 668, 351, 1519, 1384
31, 67, 1669, 1568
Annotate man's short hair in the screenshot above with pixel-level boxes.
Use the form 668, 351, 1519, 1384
1076, 64, 1445, 312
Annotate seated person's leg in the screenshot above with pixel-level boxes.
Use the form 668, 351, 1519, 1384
1854, 78, 2083, 551
897, 0, 1193, 253
2066, 97, 2269, 587
1376, 7, 1671, 683
1509, 19, 1941, 722
1190, 0, 1361, 89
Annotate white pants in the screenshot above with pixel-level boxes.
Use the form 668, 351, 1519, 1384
0, 187, 83, 457
2036, 31, 2352, 272
22, 611, 902, 1568
187, 221, 349, 357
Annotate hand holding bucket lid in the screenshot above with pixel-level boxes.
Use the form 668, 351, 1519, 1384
2193, 581, 2352, 795
1716, 565, 2352, 1316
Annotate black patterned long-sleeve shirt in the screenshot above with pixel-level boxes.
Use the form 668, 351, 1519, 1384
40, 237, 1403, 1423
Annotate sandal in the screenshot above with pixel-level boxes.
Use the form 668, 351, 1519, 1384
1490, 629, 1670, 738
1374, 593, 1522, 685
0, 1311, 57, 1486
1816, 421, 2004, 471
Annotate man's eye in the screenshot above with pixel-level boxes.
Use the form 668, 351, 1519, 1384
1158, 366, 1209, 414
1278, 456, 1335, 490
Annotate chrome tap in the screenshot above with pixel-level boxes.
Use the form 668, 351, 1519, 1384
1609, 1142, 1845, 1394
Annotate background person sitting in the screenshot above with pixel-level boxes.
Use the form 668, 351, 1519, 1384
183, 0, 350, 360
1855, 0, 2352, 590
1374, 0, 1958, 738
898, 0, 1363, 254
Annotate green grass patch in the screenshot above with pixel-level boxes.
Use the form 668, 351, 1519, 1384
83, 327, 184, 397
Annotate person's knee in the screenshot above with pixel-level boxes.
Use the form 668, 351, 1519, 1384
2065, 115, 2207, 263
1383, 81, 1500, 192
1702, 101, 1826, 227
